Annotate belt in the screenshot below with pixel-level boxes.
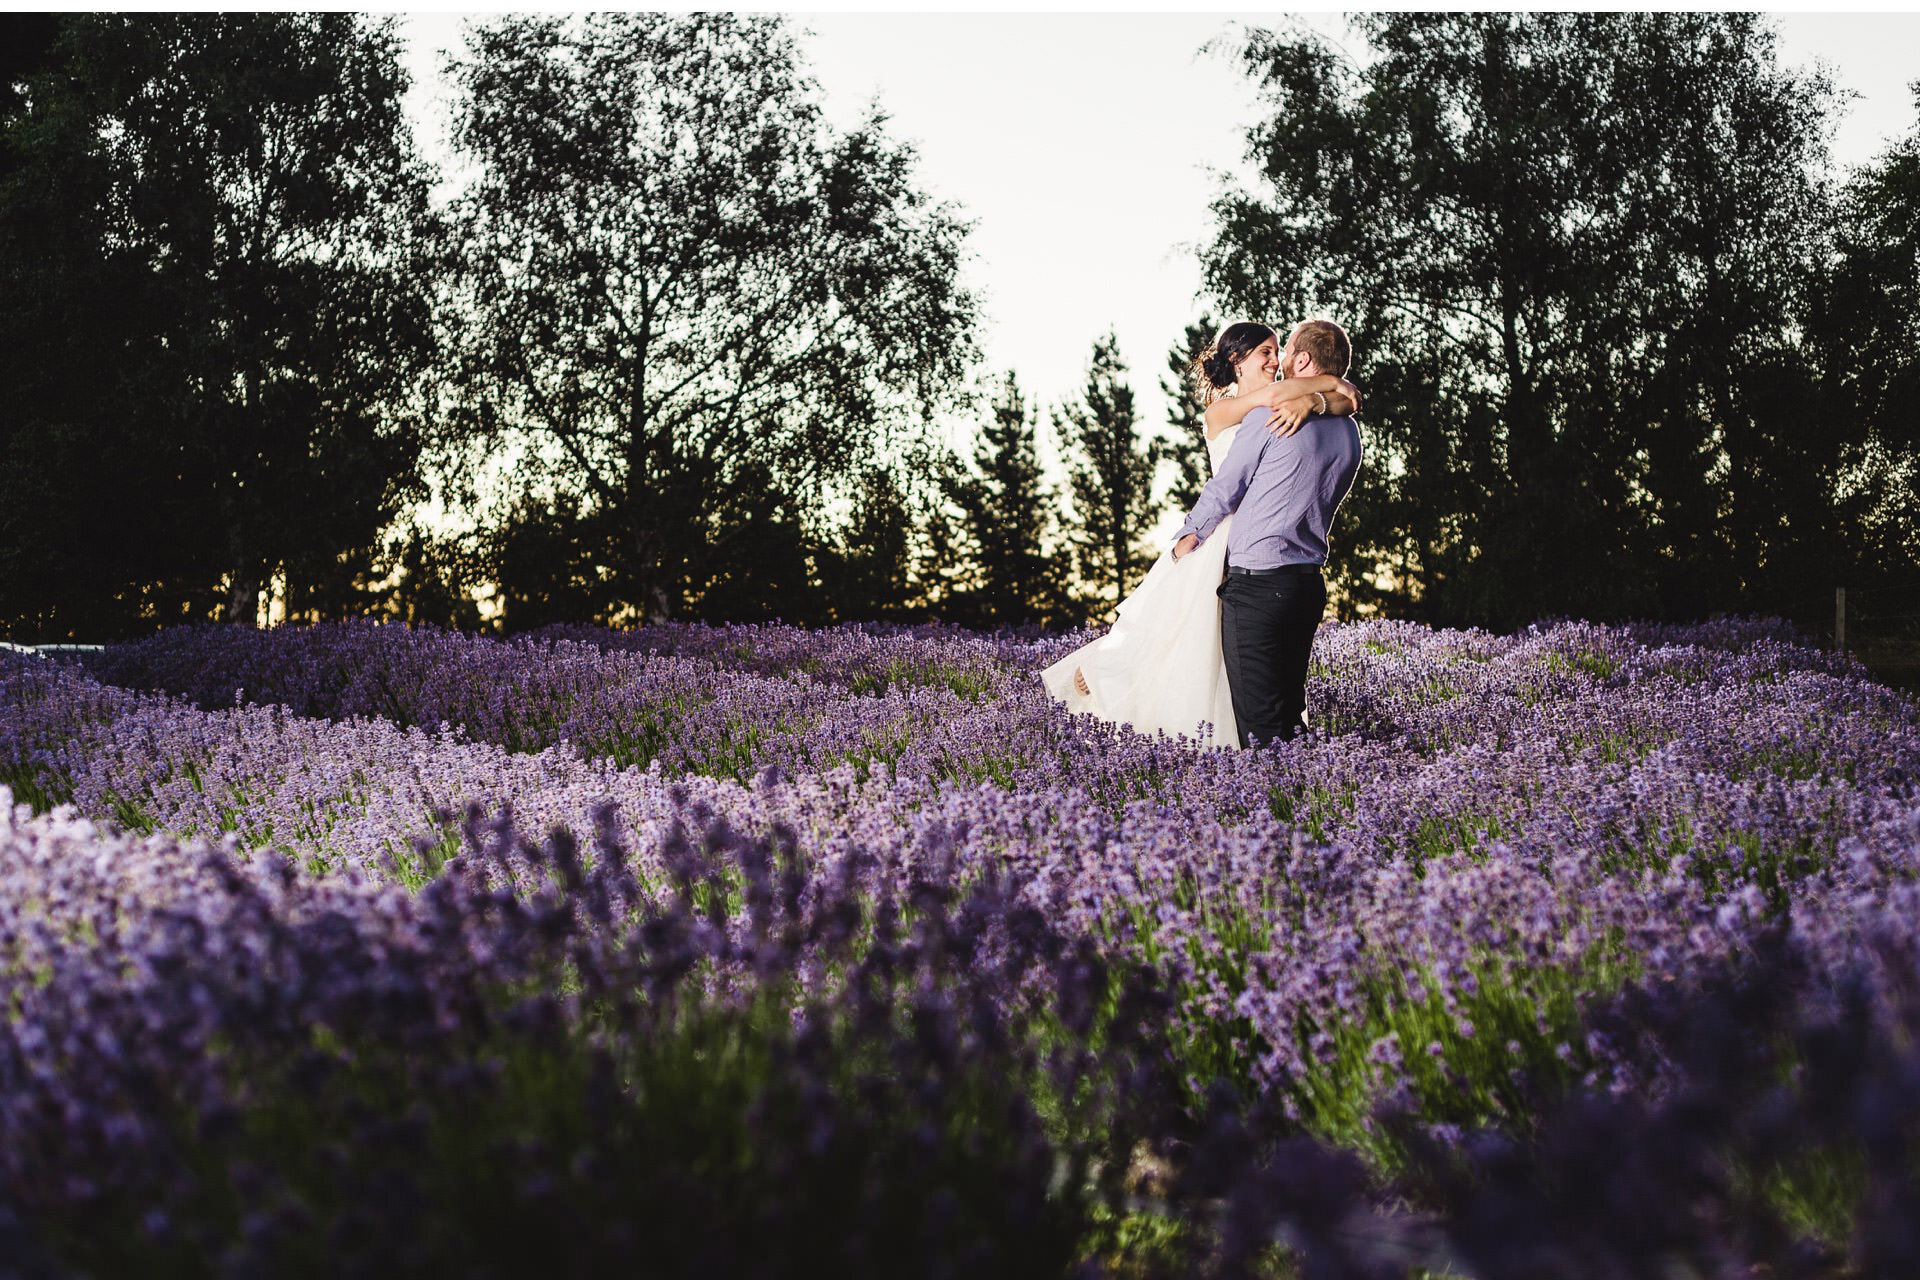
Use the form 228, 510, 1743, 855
1225, 563, 1322, 578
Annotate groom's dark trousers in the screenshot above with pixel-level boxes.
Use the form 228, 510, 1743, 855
1218, 564, 1325, 747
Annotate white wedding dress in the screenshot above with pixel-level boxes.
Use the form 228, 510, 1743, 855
1040, 422, 1240, 749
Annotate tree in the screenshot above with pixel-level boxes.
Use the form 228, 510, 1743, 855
815, 465, 922, 624
1058, 333, 1159, 614
911, 458, 986, 624
380, 524, 490, 634
1, 14, 219, 640
491, 496, 622, 635
1160, 316, 1217, 514
439, 13, 977, 623
0, 14, 438, 637
689, 463, 832, 626
0, 15, 58, 153
1202, 13, 1853, 628
942, 374, 1071, 627
1804, 87, 1920, 602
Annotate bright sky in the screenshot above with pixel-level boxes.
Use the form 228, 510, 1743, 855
397, 10, 1920, 476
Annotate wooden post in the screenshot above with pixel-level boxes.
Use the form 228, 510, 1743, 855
1835, 586, 1846, 652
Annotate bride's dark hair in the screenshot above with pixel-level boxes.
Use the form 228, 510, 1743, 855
1191, 321, 1277, 399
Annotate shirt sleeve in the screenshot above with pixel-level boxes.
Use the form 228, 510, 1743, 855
1175, 408, 1273, 545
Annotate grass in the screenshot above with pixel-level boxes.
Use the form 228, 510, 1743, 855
1267, 783, 1350, 841
847, 657, 1001, 702
0, 761, 70, 814
1287, 945, 1634, 1172
1544, 648, 1622, 681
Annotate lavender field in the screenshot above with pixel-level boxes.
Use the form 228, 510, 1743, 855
4, 617, 1919, 1276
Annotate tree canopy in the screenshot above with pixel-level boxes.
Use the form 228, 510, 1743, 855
0, 14, 438, 638
940, 374, 1073, 628
1058, 334, 1161, 614
1202, 13, 1916, 628
438, 13, 978, 622
4, 13, 1915, 643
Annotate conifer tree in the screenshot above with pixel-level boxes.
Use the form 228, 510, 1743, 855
819, 466, 920, 623
1058, 334, 1159, 613
945, 374, 1069, 627
1161, 317, 1218, 514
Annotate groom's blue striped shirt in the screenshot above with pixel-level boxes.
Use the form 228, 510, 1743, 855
1173, 407, 1362, 570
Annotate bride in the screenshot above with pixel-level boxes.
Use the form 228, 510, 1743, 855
1039, 321, 1359, 748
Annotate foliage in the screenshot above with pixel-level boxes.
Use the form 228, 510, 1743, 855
5, 613, 1920, 1273
437, 13, 977, 623
942, 373, 1076, 628
1058, 333, 1162, 615
373, 524, 491, 634
813, 465, 926, 625
1160, 316, 1218, 515
1805, 86, 1920, 600
0, 13, 438, 638
489, 496, 627, 634
1202, 13, 1917, 630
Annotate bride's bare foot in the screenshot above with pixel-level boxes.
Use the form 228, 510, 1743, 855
1073, 668, 1090, 696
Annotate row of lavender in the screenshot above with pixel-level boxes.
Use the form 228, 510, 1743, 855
4, 619, 1919, 1269
0, 788, 1179, 1275
8, 645, 1652, 1121
74, 616, 1914, 873
11, 794, 1919, 1275
9, 623, 1918, 1110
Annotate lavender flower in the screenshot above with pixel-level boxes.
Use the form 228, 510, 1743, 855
3, 613, 1915, 1271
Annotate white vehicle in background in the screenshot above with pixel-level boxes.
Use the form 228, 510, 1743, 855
0, 642, 103, 659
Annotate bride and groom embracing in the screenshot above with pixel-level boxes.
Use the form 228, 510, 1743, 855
1041, 318, 1362, 750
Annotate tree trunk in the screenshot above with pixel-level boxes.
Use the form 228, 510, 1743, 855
224, 559, 260, 625
626, 522, 673, 623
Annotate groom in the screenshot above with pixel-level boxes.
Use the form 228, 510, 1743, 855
1172, 318, 1362, 747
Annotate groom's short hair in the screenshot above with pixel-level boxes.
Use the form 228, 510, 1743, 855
1290, 319, 1352, 377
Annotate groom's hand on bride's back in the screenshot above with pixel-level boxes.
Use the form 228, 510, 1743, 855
1173, 534, 1200, 561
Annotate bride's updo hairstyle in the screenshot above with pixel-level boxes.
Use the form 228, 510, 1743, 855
1193, 321, 1277, 397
